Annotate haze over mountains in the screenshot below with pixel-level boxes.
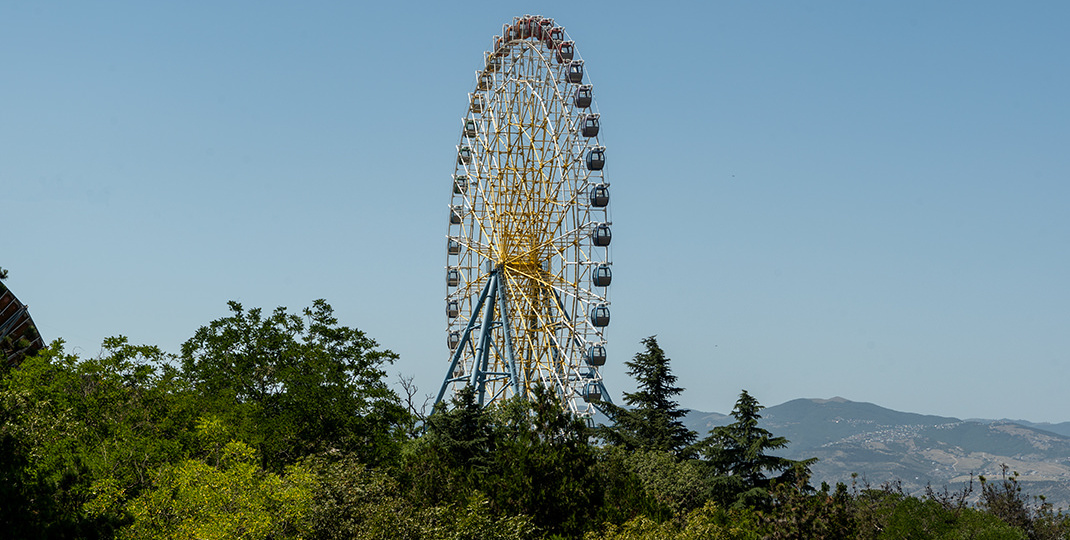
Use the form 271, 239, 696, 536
684, 397, 1070, 508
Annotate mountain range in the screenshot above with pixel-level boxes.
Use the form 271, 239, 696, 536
683, 397, 1070, 509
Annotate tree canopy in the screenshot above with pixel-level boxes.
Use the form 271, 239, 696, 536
598, 336, 697, 459
180, 299, 406, 468
2, 302, 1066, 539
699, 389, 816, 508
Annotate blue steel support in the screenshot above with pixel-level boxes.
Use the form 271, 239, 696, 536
496, 271, 522, 398
595, 379, 615, 406
434, 267, 541, 411
471, 272, 499, 406
435, 271, 497, 406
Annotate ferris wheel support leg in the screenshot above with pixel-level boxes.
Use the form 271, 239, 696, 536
496, 272, 523, 399
472, 271, 500, 406
435, 271, 498, 408
595, 379, 614, 405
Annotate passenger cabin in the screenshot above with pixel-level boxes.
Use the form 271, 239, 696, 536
592, 223, 612, 246
586, 147, 605, 170
447, 300, 459, 318
581, 114, 599, 137
453, 175, 468, 194
587, 344, 607, 366
574, 85, 593, 108
567, 60, 584, 83
589, 184, 609, 207
583, 381, 602, 402
448, 331, 461, 350
556, 41, 575, 63
446, 268, 460, 287
458, 146, 472, 165
463, 120, 477, 138
447, 239, 462, 255
538, 19, 553, 40
449, 206, 463, 224
548, 27, 564, 44
469, 93, 485, 113
590, 304, 610, 327
593, 264, 612, 287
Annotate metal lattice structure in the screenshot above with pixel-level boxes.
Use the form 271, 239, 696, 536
438, 15, 613, 418
0, 281, 44, 367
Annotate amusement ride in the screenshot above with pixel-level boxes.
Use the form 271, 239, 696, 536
437, 15, 613, 419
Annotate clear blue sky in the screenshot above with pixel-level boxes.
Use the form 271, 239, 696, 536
3, 2, 1068, 423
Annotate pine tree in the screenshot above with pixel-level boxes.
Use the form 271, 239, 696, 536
699, 390, 815, 508
423, 385, 495, 472
599, 336, 697, 458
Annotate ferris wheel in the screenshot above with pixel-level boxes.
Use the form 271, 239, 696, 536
436, 15, 613, 418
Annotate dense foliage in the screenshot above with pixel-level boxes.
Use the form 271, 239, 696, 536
698, 389, 818, 509
2, 304, 1068, 539
598, 336, 697, 459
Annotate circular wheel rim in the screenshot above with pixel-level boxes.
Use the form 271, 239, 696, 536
443, 16, 611, 417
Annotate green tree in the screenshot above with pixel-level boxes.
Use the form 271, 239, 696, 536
423, 386, 494, 473
592, 446, 666, 525
599, 336, 697, 458
586, 500, 762, 540
881, 496, 1026, 540
758, 480, 857, 540
180, 300, 407, 469
413, 385, 602, 537
401, 385, 495, 510
482, 385, 602, 537
303, 451, 538, 540
977, 465, 1070, 540
621, 448, 711, 517
0, 338, 195, 538
301, 453, 413, 540
119, 440, 316, 540
699, 390, 814, 508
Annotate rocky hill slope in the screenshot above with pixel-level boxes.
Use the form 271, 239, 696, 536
684, 397, 1070, 508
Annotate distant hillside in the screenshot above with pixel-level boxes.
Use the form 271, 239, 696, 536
970, 419, 1070, 439
683, 398, 1070, 509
